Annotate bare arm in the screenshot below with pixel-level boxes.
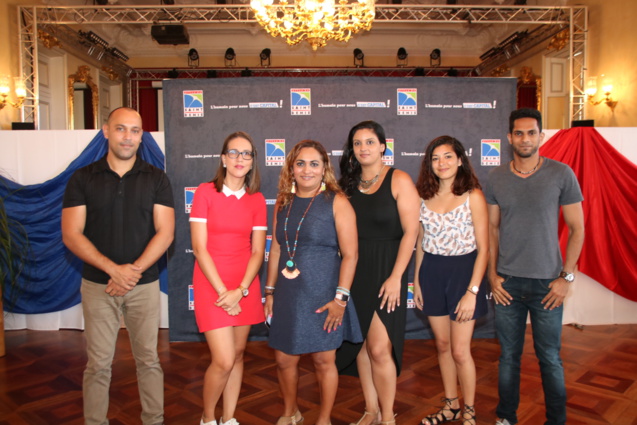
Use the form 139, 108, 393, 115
263, 205, 281, 319
487, 203, 511, 305
380, 169, 420, 312
542, 201, 585, 310
316, 193, 358, 332
413, 221, 425, 311
454, 189, 489, 322
62, 205, 142, 294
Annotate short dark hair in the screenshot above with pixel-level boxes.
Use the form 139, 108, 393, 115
509, 108, 542, 133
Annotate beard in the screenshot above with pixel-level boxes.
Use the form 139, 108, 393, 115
512, 143, 539, 158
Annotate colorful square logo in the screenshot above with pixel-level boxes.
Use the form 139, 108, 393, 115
188, 284, 194, 310
481, 139, 501, 166
265, 139, 286, 166
184, 187, 197, 213
290, 88, 311, 115
407, 282, 415, 309
397, 89, 417, 115
183, 90, 204, 117
382, 139, 395, 166
265, 235, 272, 262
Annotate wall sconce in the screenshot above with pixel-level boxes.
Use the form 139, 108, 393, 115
396, 47, 408, 67
260, 48, 271, 67
585, 75, 618, 111
0, 76, 27, 110
353, 48, 364, 67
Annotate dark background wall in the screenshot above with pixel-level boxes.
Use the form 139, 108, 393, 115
164, 76, 516, 342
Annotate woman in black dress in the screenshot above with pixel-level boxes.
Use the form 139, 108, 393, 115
336, 121, 420, 425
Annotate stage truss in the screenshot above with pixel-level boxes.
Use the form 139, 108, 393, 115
18, 4, 587, 127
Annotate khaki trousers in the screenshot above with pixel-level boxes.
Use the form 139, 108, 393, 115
81, 279, 163, 425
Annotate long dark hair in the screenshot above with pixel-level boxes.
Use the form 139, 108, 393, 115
338, 120, 387, 195
416, 135, 481, 200
276, 140, 343, 208
210, 131, 261, 194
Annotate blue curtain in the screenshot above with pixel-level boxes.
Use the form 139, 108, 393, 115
1, 131, 169, 314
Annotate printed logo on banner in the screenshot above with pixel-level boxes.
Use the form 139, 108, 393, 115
266, 139, 286, 166
265, 199, 276, 205
265, 235, 272, 262
290, 89, 311, 115
382, 140, 394, 166
188, 284, 194, 310
407, 282, 415, 309
481, 139, 501, 166
184, 187, 197, 213
397, 89, 417, 115
183, 90, 204, 117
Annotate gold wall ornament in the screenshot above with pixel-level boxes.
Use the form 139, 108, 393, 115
517, 67, 541, 111
102, 66, 120, 82
491, 65, 510, 77
38, 29, 62, 49
250, 0, 375, 51
68, 65, 99, 130
547, 29, 569, 52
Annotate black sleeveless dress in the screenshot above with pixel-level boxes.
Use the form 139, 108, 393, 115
336, 168, 408, 376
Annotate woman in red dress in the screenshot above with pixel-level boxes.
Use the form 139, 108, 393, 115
190, 131, 267, 425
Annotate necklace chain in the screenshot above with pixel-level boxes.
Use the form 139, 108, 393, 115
283, 189, 319, 263
359, 165, 385, 193
512, 157, 541, 175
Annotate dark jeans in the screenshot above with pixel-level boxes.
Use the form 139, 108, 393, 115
495, 275, 566, 425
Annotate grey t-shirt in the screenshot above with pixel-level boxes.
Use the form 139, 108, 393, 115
484, 157, 583, 279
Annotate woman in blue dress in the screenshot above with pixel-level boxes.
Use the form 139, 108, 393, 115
264, 140, 362, 425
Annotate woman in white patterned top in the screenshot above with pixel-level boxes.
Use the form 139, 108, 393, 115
413, 135, 489, 425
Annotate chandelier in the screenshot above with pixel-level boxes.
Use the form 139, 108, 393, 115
250, 0, 375, 51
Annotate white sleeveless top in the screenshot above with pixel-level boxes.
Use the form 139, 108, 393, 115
419, 196, 477, 256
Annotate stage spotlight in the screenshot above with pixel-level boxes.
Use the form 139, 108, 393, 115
241, 68, 252, 77
415, 67, 425, 76
353, 48, 364, 67
448, 68, 458, 77
207, 70, 217, 78
94, 0, 108, 5
167, 68, 179, 79
260, 48, 271, 67
188, 48, 200, 68
430, 48, 441, 67
225, 48, 236, 67
161, 0, 175, 4
396, 47, 408, 66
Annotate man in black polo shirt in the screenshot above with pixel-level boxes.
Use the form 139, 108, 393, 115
62, 107, 175, 425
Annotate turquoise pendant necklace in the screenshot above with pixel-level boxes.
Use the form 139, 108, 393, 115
282, 190, 319, 279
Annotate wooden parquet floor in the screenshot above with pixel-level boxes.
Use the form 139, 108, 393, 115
1, 325, 637, 425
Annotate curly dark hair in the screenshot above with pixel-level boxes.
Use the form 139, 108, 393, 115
509, 108, 542, 133
338, 120, 387, 195
276, 140, 343, 208
416, 135, 481, 200
210, 131, 261, 194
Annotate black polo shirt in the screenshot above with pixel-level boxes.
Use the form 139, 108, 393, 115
63, 155, 174, 284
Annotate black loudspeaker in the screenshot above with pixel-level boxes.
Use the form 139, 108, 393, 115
571, 120, 594, 127
12, 122, 35, 130
151, 25, 189, 45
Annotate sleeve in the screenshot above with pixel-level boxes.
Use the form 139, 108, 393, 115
154, 170, 175, 208
559, 165, 584, 205
252, 192, 268, 231
189, 184, 209, 223
62, 169, 87, 208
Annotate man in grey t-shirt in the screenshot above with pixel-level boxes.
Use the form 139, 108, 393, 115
485, 108, 584, 425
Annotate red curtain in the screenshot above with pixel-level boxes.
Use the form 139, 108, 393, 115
540, 127, 637, 301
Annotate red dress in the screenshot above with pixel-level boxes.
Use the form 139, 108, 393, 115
190, 183, 267, 332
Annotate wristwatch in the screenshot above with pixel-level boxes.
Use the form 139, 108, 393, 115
239, 286, 249, 297
559, 271, 575, 283
467, 285, 479, 295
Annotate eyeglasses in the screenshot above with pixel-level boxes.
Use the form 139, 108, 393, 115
225, 149, 254, 160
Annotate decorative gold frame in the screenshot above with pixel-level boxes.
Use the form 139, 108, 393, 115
517, 66, 542, 111
68, 65, 99, 129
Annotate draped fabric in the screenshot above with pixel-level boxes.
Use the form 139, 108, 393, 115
1, 131, 169, 314
540, 127, 637, 302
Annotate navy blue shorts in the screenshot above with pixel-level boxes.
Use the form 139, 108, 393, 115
418, 250, 488, 321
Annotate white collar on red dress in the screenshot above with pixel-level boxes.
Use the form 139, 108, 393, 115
222, 184, 246, 199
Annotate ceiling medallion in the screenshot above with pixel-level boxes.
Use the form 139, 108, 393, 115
250, 0, 375, 51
